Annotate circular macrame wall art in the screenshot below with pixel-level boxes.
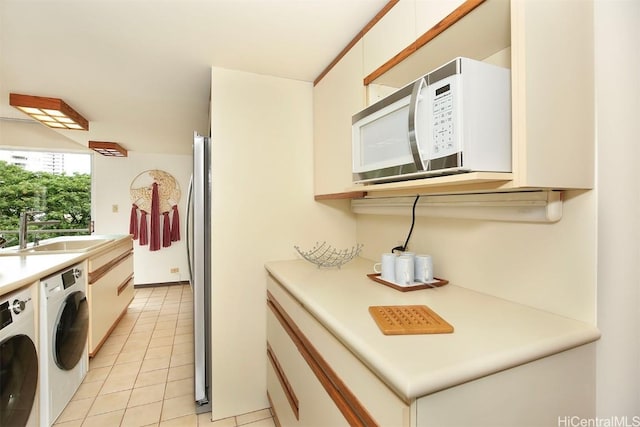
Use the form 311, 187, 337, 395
129, 169, 181, 251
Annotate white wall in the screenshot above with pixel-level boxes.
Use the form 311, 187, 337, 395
594, 0, 640, 416
93, 151, 192, 285
209, 67, 356, 419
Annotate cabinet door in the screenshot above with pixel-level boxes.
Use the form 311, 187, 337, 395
511, 0, 594, 189
313, 40, 365, 196
88, 253, 133, 355
267, 309, 349, 427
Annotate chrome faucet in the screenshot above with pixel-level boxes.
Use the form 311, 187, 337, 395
19, 211, 61, 249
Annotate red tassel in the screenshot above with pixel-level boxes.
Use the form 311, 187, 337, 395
139, 210, 148, 245
171, 205, 180, 241
162, 212, 171, 247
150, 182, 161, 251
129, 204, 139, 239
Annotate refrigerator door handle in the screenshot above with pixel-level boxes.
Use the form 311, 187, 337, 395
186, 175, 194, 286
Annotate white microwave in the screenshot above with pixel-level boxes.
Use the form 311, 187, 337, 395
352, 57, 512, 184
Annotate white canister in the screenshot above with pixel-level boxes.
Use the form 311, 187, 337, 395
415, 254, 434, 283
395, 255, 415, 286
373, 253, 396, 282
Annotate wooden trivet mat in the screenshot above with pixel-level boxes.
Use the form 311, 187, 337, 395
368, 305, 454, 335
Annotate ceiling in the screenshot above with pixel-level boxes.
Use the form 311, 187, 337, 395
0, 0, 389, 155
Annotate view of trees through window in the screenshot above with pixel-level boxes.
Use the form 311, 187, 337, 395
0, 150, 91, 248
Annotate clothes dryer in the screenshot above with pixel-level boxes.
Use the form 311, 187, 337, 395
0, 284, 39, 427
40, 262, 88, 426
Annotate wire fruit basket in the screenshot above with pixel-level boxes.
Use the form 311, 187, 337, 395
294, 241, 363, 269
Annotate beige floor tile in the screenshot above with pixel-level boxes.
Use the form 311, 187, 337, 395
171, 342, 193, 355
159, 413, 198, 426
152, 328, 175, 339
175, 326, 192, 336
81, 409, 125, 427
72, 381, 103, 401
200, 414, 236, 426
144, 345, 173, 360
164, 377, 193, 399
132, 321, 156, 332
136, 314, 159, 324
97, 340, 125, 355
100, 372, 137, 394
155, 320, 178, 330
236, 409, 273, 426
135, 368, 169, 388
148, 335, 174, 348
167, 363, 194, 382
53, 419, 83, 427
242, 418, 276, 427
170, 351, 193, 367
140, 355, 171, 372
88, 390, 131, 416
120, 401, 163, 427
161, 394, 196, 421
116, 349, 147, 364
89, 351, 118, 368
55, 397, 94, 423
173, 333, 193, 345
109, 359, 143, 376
83, 366, 112, 383
128, 383, 166, 407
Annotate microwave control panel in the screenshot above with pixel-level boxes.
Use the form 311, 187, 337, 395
430, 75, 460, 159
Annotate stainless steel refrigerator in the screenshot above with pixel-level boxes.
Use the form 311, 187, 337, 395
186, 131, 212, 413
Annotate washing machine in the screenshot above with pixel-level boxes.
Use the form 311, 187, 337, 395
40, 262, 89, 426
0, 284, 39, 427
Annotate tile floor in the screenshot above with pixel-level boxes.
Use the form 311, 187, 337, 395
53, 284, 276, 427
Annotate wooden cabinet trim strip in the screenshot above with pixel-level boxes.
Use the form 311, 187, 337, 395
117, 275, 134, 296
267, 290, 378, 427
363, 0, 485, 85
267, 342, 300, 420
313, 0, 399, 86
89, 251, 132, 284
267, 393, 283, 427
314, 191, 367, 201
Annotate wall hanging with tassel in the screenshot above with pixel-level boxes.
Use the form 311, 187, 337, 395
129, 169, 181, 251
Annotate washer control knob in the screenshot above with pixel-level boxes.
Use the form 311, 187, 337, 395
73, 268, 82, 280
11, 299, 27, 314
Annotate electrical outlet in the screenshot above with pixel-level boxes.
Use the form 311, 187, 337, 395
170, 267, 179, 274
112, 204, 119, 213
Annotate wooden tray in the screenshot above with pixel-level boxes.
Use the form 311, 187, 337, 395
369, 305, 454, 335
367, 273, 449, 292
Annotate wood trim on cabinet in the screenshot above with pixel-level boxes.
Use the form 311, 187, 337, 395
314, 191, 367, 201
267, 342, 300, 420
313, 0, 399, 86
267, 290, 378, 427
88, 251, 132, 284
363, 0, 486, 85
117, 275, 134, 296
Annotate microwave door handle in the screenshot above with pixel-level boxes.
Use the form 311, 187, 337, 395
408, 78, 427, 171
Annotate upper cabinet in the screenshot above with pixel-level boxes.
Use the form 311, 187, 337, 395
313, 0, 594, 198
313, 40, 366, 196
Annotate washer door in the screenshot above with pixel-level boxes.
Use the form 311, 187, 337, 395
54, 291, 89, 370
0, 334, 38, 426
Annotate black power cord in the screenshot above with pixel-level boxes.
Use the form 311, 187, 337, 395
391, 195, 420, 254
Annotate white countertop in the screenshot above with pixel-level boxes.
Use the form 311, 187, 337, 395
0, 235, 130, 296
265, 257, 601, 400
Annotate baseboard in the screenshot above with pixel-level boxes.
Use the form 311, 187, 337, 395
133, 280, 190, 288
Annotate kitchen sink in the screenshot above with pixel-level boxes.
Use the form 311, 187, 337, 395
0, 238, 114, 255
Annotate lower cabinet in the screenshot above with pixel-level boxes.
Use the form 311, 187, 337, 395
267, 275, 409, 427
266, 273, 597, 427
87, 238, 134, 356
